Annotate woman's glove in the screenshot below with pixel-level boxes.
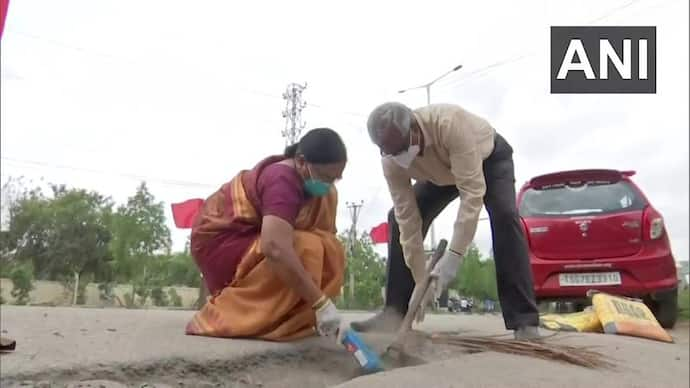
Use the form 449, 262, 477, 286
313, 296, 342, 337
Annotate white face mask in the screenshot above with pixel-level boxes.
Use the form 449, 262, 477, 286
390, 128, 421, 169
392, 144, 420, 169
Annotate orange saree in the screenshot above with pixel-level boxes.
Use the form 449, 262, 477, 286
185, 157, 345, 341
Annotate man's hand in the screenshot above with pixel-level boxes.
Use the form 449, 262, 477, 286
430, 250, 463, 299
314, 298, 342, 337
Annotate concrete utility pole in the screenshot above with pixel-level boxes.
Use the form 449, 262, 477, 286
346, 200, 364, 304
398, 64, 463, 250
281, 82, 308, 146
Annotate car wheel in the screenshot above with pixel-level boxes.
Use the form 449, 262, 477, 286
647, 291, 678, 329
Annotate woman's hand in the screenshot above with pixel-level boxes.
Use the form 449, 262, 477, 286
313, 296, 342, 337
260, 215, 323, 306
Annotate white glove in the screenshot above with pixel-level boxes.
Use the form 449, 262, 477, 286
430, 250, 463, 299
314, 298, 342, 337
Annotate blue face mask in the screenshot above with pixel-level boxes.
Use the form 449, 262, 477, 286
304, 166, 331, 197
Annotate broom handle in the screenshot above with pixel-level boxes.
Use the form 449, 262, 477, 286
398, 239, 448, 332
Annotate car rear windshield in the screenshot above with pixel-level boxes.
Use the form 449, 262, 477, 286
519, 180, 646, 217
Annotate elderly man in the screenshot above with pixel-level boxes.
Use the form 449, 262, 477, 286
351, 102, 541, 340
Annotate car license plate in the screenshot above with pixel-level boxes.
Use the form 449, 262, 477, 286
558, 272, 621, 286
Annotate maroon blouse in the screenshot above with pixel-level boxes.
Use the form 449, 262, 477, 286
256, 163, 305, 225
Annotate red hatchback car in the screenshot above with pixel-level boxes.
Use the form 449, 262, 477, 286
517, 169, 679, 328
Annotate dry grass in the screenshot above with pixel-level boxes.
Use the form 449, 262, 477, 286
430, 333, 616, 370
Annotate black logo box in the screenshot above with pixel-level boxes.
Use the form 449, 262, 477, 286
551, 26, 656, 94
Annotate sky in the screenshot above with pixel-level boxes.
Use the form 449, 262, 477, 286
1, 0, 688, 263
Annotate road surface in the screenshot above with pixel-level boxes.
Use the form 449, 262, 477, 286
0, 306, 688, 387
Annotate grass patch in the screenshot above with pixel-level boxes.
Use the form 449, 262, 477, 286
679, 288, 690, 321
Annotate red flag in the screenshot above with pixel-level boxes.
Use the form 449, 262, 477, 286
1, 0, 10, 40
370, 222, 389, 244
171, 199, 204, 229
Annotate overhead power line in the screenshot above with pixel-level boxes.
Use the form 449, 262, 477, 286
1, 157, 218, 190
434, 0, 653, 92
5, 29, 372, 124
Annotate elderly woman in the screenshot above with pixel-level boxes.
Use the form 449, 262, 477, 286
184, 128, 348, 341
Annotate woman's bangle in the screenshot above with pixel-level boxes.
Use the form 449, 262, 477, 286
311, 294, 328, 311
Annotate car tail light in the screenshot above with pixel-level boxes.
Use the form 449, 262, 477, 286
643, 206, 665, 240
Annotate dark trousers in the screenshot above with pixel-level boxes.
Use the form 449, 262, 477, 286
383, 133, 539, 330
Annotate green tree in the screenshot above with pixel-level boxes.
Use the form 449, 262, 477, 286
454, 243, 483, 296
150, 286, 169, 306
161, 251, 201, 287
1, 183, 47, 267
168, 288, 183, 307
338, 232, 386, 310
452, 243, 499, 303
9, 262, 34, 305
43, 185, 113, 286
108, 182, 172, 306
479, 259, 498, 301
3, 183, 114, 297
1, 176, 33, 236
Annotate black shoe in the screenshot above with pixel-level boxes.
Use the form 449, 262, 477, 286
513, 325, 548, 341
350, 309, 404, 333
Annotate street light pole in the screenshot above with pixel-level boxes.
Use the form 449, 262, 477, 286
398, 64, 462, 250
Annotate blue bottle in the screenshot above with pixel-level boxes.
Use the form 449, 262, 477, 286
339, 329, 384, 374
